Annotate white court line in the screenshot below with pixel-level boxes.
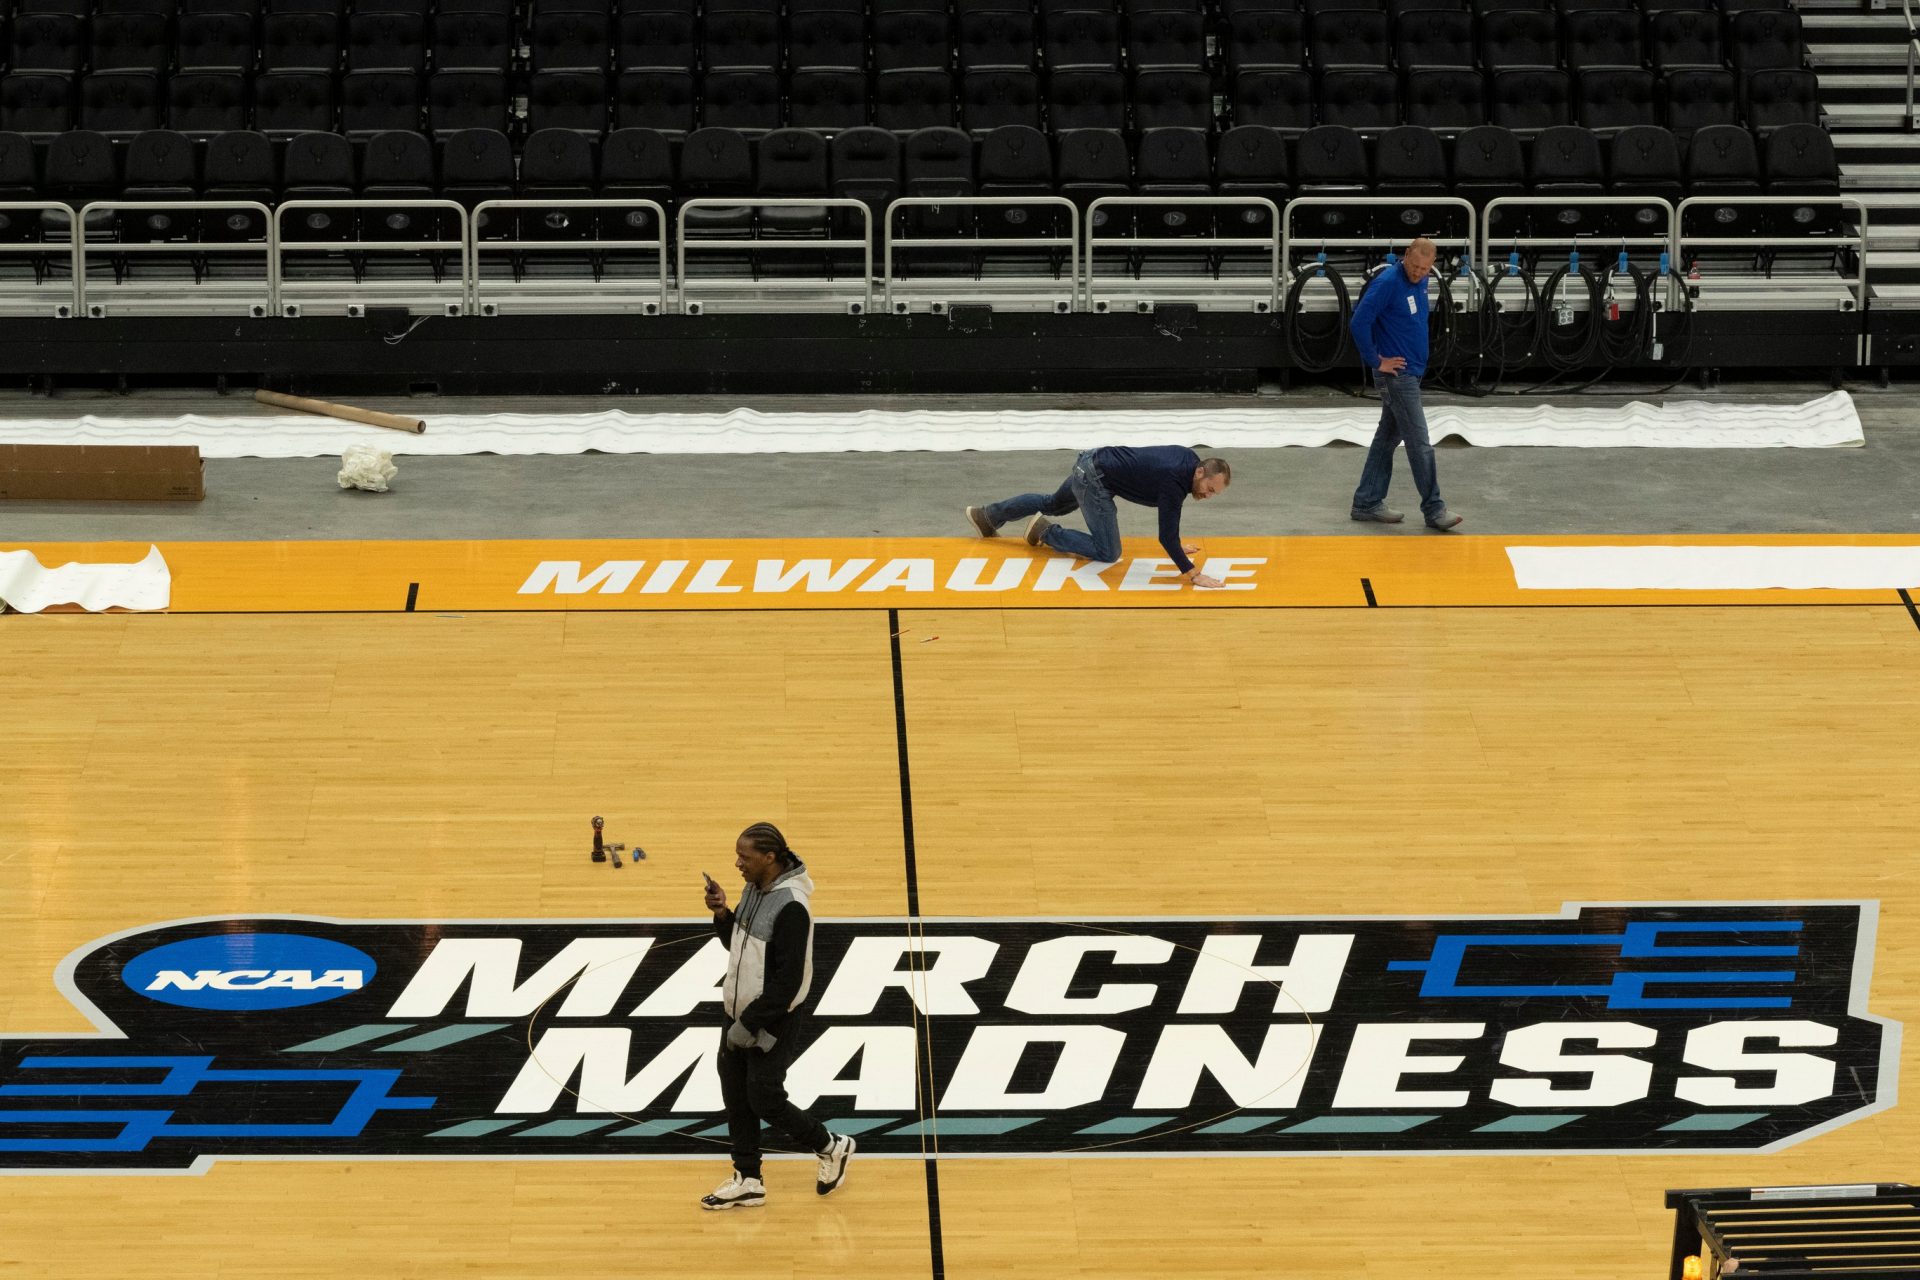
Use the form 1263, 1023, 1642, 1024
1508, 545, 1920, 591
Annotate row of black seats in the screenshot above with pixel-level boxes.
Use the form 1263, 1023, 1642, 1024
0, 120, 1839, 239
0, 62, 1817, 139
1, 5, 1806, 78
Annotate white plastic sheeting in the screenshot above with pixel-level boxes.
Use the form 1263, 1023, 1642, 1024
0, 391, 1865, 458
1509, 545, 1920, 591
0, 545, 171, 613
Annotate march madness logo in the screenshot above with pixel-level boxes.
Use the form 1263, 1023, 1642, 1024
0, 904, 1899, 1174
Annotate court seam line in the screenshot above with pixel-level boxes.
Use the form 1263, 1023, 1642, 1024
889, 607, 946, 1280
147, 602, 1919, 615
1900, 588, 1920, 634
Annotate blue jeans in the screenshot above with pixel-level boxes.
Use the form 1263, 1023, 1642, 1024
1351, 371, 1444, 520
983, 450, 1122, 562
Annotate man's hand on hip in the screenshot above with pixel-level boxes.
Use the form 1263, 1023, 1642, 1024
1377, 356, 1407, 374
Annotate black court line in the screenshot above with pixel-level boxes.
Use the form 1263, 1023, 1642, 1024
1901, 588, 1920, 634
1361, 577, 1378, 607
404, 582, 418, 612
888, 608, 946, 1280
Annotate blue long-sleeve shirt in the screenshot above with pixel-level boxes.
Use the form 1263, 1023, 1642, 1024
1090, 445, 1201, 573
1349, 261, 1430, 378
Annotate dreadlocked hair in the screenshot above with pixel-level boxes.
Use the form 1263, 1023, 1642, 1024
739, 821, 799, 867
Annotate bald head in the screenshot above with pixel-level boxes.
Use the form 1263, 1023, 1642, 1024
1402, 237, 1437, 284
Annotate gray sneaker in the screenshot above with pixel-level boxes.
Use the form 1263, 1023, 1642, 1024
1425, 509, 1464, 530
1023, 515, 1055, 547
965, 505, 999, 538
1350, 505, 1404, 523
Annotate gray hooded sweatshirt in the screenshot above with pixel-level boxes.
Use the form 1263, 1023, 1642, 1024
716, 861, 816, 1047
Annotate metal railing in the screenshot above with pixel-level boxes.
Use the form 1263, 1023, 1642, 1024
272, 199, 471, 317
881, 195, 1080, 314
676, 197, 874, 314
1675, 195, 1868, 312
1084, 196, 1282, 313
0, 203, 82, 317
1282, 196, 1479, 311
73, 201, 274, 318
469, 198, 669, 316
1905, 0, 1918, 129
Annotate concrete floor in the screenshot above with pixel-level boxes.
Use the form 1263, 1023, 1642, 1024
3, 380, 1917, 542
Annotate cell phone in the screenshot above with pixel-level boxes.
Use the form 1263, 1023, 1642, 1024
702, 872, 718, 890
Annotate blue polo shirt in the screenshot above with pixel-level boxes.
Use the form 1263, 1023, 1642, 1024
1349, 261, 1431, 378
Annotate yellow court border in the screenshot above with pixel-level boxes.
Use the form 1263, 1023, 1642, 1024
6, 534, 1920, 612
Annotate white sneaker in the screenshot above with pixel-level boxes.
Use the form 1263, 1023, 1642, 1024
700, 1172, 766, 1211
815, 1133, 855, 1196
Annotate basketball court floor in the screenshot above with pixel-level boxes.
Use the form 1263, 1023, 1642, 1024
3, 526, 1917, 1279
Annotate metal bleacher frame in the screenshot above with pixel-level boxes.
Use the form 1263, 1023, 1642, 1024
1667, 1182, 1920, 1279
0, 195, 1882, 322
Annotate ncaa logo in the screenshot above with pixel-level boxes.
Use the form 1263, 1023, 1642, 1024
121, 933, 377, 1011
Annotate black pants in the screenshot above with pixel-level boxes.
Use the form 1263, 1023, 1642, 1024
716, 1026, 830, 1179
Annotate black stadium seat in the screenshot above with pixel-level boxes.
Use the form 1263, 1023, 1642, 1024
439, 127, 515, 222
1742, 68, 1818, 133
169, 71, 248, 136
527, 69, 609, 133
1048, 69, 1128, 132
348, 11, 426, 72
1684, 120, 1760, 235
1648, 9, 1722, 72
962, 69, 1041, 133
10, 15, 86, 75
92, 13, 171, 74
1, 73, 75, 136
1575, 68, 1658, 133
1232, 69, 1313, 133
616, 12, 695, 71
875, 69, 956, 133
788, 10, 866, 70
702, 10, 778, 71
1729, 9, 1803, 72
1373, 122, 1451, 233
0, 133, 45, 241
280, 128, 354, 237
599, 126, 675, 236
873, 12, 951, 73
1216, 124, 1289, 232
702, 69, 781, 134
1319, 68, 1398, 129
1055, 127, 1130, 229
121, 129, 199, 241
434, 12, 514, 72
1607, 121, 1682, 233
1477, 9, 1558, 70
1451, 122, 1525, 221
756, 127, 832, 238
261, 12, 339, 72
900, 125, 973, 238
615, 69, 696, 136
959, 10, 1037, 69
202, 129, 276, 237
41, 129, 120, 237
341, 69, 423, 138
830, 125, 904, 222
788, 69, 869, 131
532, 11, 610, 72
430, 69, 510, 137
1130, 68, 1211, 130
1225, 9, 1305, 72
1527, 123, 1605, 235
176, 13, 257, 71
1293, 122, 1370, 233
1045, 10, 1123, 71
1394, 8, 1473, 69
80, 70, 164, 138
360, 128, 438, 238
254, 70, 335, 136
1762, 120, 1838, 232
519, 127, 596, 237
678, 125, 754, 235
1664, 67, 1738, 134
1563, 9, 1641, 70
1404, 67, 1485, 130
1309, 9, 1389, 67
1129, 10, 1207, 69
1489, 68, 1569, 132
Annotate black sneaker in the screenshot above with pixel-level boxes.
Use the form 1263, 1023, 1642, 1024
816, 1134, 855, 1196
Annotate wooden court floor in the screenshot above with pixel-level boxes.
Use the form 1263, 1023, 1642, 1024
3, 563, 1920, 1278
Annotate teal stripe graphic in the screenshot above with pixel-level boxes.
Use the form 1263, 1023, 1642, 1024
375, 1024, 511, 1053
282, 1024, 415, 1053
428, 1119, 520, 1139
1475, 1115, 1583, 1134
519, 1119, 620, 1138
1076, 1116, 1176, 1135
1282, 1115, 1436, 1134
819, 1116, 902, 1135
889, 1117, 1040, 1136
1661, 1112, 1768, 1132
1197, 1116, 1280, 1135
614, 1119, 700, 1138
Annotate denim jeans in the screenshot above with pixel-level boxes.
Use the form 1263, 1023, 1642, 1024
1351, 371, 1444, 520
983, 450, 1123, 562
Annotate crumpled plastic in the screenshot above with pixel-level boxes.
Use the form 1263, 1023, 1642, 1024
337, 444, 398, 492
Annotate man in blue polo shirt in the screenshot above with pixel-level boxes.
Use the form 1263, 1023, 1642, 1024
966, 446, 1232, 589
1348, 237, 1464, 531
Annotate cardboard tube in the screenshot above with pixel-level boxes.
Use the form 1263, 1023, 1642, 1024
254, 389, 426, 434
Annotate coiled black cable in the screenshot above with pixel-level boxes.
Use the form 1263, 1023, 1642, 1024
1536, 263, 1606, 372
1475, 264, 1545, 384
1596, 264, 1657, 368
1284, 258, 1355, 374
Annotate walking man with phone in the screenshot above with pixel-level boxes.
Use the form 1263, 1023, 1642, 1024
698, 822, 855, 1210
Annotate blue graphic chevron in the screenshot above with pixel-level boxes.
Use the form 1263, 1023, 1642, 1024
0, 1056, 435, 1153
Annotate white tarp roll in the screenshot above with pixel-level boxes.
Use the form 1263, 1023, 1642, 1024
0, 545, 172, 613
1509, 545, 1920, 591
0, 392, 1865, 458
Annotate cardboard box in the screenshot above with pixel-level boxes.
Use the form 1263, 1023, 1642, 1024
0, 445, 204, 502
